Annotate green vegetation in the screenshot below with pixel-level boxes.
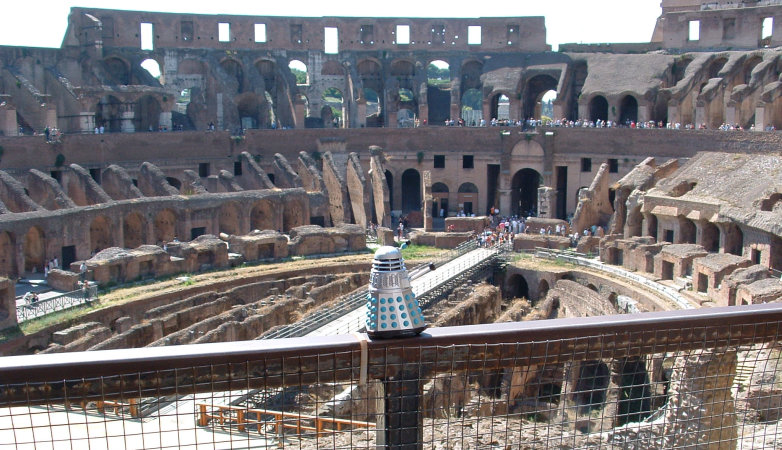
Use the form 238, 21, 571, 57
461, 89, 482, 111
400, 244, 446, 261
398, 89, 414, 102
19, 301, 100, 336
427, 64, 450, 86
291, 67, 307, 85
322, 87, 343, 103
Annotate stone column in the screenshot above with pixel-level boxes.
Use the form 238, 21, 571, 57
667, 103, 680, 126
356, 98, 367, 128
44, 108, 58, 129
159, 111, 172, 131
724, 102, 737, 126
79, 112, 95, 134
422, 171, 433, 231
537, 186, 556, 219
294, 99, 306, 129
694, 104, 705, 128
755, 103, 767, 131
0, 107, 18, 136
121, 104, 136, 133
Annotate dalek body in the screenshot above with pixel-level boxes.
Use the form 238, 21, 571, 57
365, 246, 428, 338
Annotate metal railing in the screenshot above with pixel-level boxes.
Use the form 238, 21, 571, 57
2, 303, 781, 449
16, 285, 98, 323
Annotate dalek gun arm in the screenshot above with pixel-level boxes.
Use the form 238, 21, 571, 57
408, 262, 436, 281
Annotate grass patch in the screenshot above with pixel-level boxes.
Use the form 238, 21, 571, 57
400, 244, 446, 261
18, 302, 100, 336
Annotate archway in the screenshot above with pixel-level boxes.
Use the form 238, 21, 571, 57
538, 279, 550, 301
491, 94, 511, 122
524, 75, 558, 120
432, 182, 449, 217
219, 202, 242, 235
401, 169, 421, 213
219, 59, 244, 93
123, 212, 147, 249
589, 95, 608, 122
724, 223, 744, 256
89, 216, 113, 254
250, 199, 275, 231
140, 58, 162, 84
154, 209, 177, 243
511, 168, 543, 217
461, 88, 483, 126
619, 95, 638, 125
427, 60, 451, 125
616, 358, 652, 426
289, 60, 308, 85
173, 87, 198, 130
505, 273, 529, 300
95, 95, 123, 132
103, 57, 130, 85
322, 88, 343, 128
23, 227, 45, 273
236, 93, 262, 130
363, 88, 381, 127
0, 231, 17, 277
701, 221, 719, 253
575, 361, 610, 412
135, 95, 161, 132
458, 182, 479, 216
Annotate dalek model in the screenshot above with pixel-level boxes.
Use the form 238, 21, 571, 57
365, 246, 431, 339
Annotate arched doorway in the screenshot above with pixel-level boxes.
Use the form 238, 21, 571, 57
363, 88, 381, 127
491, 93, 511, 122
427, 60, 451, 125
458, 182, 479, 215
401, 169, 421, 213
322, 88, 343, 128
505, 273, 529, 300
524, 75, 558, 120
23, 227, 45, 273
289, 59, 308, 85
103, 57, 130, 85
432, 182, 449, 217
236, 93, 262, 130
135, 95, 161, 132
123, 212, 147, 249
461, 88, 483, 126
589, 96, 608, 122
619, 95, 638, 125
90, 216, 113, 254
511, 168, 543, 217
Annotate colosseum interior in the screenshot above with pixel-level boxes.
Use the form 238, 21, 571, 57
1, 1, 782, 448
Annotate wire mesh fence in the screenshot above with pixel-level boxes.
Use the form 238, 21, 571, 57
2, 303, 782, 449
16, 285, 99, 323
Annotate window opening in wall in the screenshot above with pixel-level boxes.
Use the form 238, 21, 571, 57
234, 161, 242, 176
723, 18, 735, 40
664, 229, 674, 243
289, 60, 308, 85
396, 25, 410, 44
190, 227, 206, 241
688, 20, 700, 41
140, 59, 161, 81
255, 23, 267, 43
581, 158, 592, 172
181, 21, 193, 41
89, 168, 101, 184
752, 248, 762, 265
434, 155, 445, 168
198, 163, 210, 177
762, 17, 774, 46
218, 23, 230, 42
468, 26, 481, 45
140, 22, 154, 50
463, 155, 474, 169
324, 27, 339, 54
608, 158, 618, 173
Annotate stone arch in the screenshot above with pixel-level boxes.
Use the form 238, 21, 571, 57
427, 60, 451, 125
289, 59, 308, 85
219, 202, 242, 235
322, 88, 344, 128
95, 95, 123, 132
505, 273, 529, 300
589, 95, 609, 122
538, 279, 550, 300
236, 92, 263, 130
363, 88, 382, 127
123, 212, 147, 249
89, 215, 114, 254
458, 182, 479, 215
511, 168, 543, 217
461, 60, 483, 90
140, 58, 162, 84
665, 56, 693, 88
574, 361, 610, 412
490, 92, 511, 121
724, 223, 744, 256
616, 357, 652, 426
401, 169, 421, 213
385, 170, 394, 211
283, 198, 306, 232
166, 177, 182, 191
154, 209, 178, 243
219, 58, 244, 93
357, 58, 383, 91
23, 226, 45, 273
524, 74, 558, 119
679, 217, 697, 244
390, 60, 415, 90
0, 231, 17, 277
618, 95, 638, 124
255, 59, 279, 94
742, 55, 763, 84
707, 56, 728, 79
568, 61, 588, 120
102, 56, 130, 85
461, 88, 483, 125
701, 221, 719, 252
135, 95, 161, 132
321, 60, 345, 76
250, 199, 275, 231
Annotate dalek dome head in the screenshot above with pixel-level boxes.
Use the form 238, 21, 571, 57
365, 246, 426, 338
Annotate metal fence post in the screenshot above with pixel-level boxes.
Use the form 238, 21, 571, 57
377, 370, 422, 449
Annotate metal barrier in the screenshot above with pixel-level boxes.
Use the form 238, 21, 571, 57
1, 303, 781, 449
16, 285, 98, 323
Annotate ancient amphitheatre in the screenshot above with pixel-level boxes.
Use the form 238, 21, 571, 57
0, 1, 782, 448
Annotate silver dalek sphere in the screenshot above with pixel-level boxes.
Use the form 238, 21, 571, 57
365, 246, 427, 338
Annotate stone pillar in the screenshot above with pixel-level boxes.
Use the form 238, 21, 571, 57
79, 112, 95, 134
552, 101, 565, 121
121, 104, 135, 133
387, 110, 398, 129
537, 186, 556, 219
662, 350, 737, 449
638, 102, 650, 123
498, 188, 512, 219
667, 103, 679, 126
694, 105, 705, 128
0, 277, 16, 330
0, 108, 18, 136
755, 104, 767, 131
724, 102, 736, 126
422, 170, 433, 231
159, 111, 172, 131
44, 108, 58, 129
356, 98, 367, 128
578, 101, 588, 120
294, 99, 306, 129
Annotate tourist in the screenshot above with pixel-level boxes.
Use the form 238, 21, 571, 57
79, 261, 87, 281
